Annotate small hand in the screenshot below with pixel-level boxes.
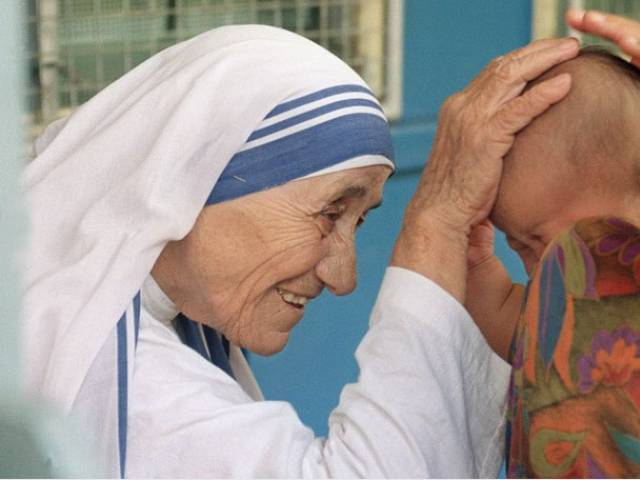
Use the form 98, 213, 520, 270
467, 219, 495, 270
566, 9, 640, 67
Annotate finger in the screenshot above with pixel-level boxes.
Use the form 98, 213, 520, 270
492, 73, 572, 136
469, 37, 579, 91
468, 220, 494, 245
479, 218, 494, 229
506, 39, 579, 84
507, 37, 579, 61
620, 36, 640, 66
565, 8, 586, 30
567, 9, 640, 51
482, 41, 577, 109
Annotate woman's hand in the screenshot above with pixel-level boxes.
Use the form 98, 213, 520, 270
567, 9, 640, 67
392, 38, 579, 302
409, 37, 578, 234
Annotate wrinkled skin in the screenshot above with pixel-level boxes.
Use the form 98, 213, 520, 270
391, 37, 579, 302
153, 37, 582, 357
152, 165, 391, 355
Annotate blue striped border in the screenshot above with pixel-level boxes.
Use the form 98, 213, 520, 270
207, 112, 393, 204
248, 98, 383, 142
265, 84, 374, 118
176, 314, 211, 361
202, 326, 235, 379
133, 292, 141, 346
116, 314, 128, 478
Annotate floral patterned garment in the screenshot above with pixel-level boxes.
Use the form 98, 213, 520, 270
506, 217, 640, 478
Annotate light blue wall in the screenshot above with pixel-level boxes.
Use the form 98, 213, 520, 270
250, 0, 532, 436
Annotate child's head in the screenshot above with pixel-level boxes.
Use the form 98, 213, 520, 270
491, 48, 640, 274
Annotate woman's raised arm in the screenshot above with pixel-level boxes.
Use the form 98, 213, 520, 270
391, 37, 578, 303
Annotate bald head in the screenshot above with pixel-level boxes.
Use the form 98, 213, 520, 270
506, 48, 640, 188
492, 49, 640, 273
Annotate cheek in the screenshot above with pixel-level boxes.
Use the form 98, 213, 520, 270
276, 235, 329, 276
222, 225, 327, 285
209, 236, 327, 332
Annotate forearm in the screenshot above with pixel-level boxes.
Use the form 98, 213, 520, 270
390, 204, 469, 304
389, 38, 576, 304
466, 257, 524, 360
325, 267, 510, 477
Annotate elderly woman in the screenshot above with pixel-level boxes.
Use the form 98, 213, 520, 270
23, 25, 577, 477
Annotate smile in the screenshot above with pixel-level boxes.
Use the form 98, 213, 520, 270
276, 287, 310, 308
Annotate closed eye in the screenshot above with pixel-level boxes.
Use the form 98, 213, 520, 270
320, 204, 345, 222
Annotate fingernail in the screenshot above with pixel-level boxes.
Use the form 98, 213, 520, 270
561, 38, 579, 50
587, 11, 605, 23
625, 36, 639, 47
567, 8, 585, 19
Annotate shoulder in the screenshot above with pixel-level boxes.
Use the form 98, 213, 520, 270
533, 216, 640, 300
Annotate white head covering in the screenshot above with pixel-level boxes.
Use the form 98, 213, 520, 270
22, 25, 394, 475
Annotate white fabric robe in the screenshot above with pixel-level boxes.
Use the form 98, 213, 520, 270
127, 267, 510, 478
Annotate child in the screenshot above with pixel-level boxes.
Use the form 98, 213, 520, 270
466, 49, 640, 477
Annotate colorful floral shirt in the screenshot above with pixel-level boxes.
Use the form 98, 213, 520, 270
507, 217, 640, 478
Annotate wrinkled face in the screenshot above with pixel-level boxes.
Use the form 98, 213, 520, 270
491, 152, 630, 277
153, 165, 391, 355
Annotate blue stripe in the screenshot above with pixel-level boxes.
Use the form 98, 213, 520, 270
116, 314, 128, 478
248, 98, 383, 142
202, 326, 235, 379
133, 292, 141, 347
266, 84, 374, 118
176, 314, 211, 361
207, 113, 393, 204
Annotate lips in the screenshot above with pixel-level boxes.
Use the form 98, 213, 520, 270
276, 287, 312, 309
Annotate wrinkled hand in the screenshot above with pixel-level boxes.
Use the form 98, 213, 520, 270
406, 38, 578, 236
567, 9, 640, 67
392, 38, 579, 301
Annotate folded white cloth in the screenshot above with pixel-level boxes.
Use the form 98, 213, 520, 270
23, 25, 393, 476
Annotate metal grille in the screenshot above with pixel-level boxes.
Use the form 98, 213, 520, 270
27, 0, 403, 137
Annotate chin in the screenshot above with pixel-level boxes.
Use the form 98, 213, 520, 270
242, 331, 290, 356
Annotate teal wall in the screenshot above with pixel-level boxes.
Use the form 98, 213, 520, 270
250, 0, 532, 437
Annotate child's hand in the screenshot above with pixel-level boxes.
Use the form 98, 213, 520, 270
466, 218, 523, 361
467, 219, 496, 270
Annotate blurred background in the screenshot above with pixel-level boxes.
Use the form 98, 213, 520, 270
2, 0, 640, 475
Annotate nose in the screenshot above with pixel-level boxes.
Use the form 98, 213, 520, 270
314, 236, 356, 296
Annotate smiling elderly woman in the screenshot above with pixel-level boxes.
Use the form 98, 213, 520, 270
152, 165, 388, 357
23, 25, 579, 478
